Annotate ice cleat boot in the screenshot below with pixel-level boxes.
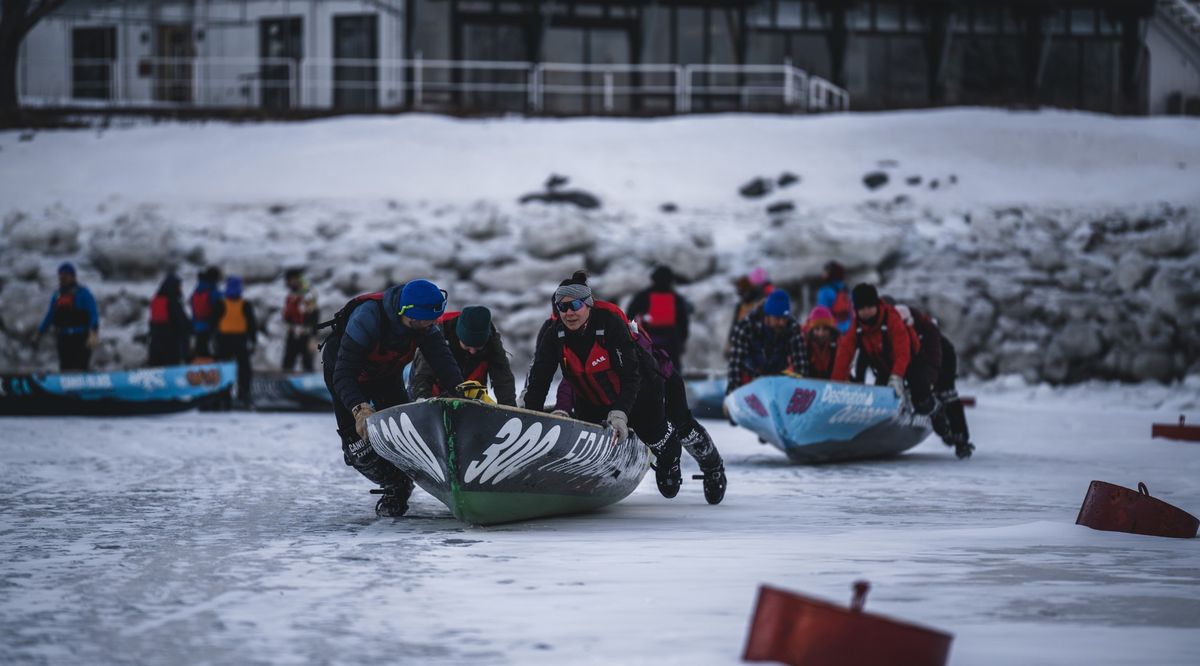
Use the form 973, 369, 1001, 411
951, 435, 975, 460
650, 434, 682, 499
371, 476, 415, 517
692, 462, 727, 505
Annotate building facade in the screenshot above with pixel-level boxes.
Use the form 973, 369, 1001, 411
12, 0, 1200, 115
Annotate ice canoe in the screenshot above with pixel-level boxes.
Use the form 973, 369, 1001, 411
683, 370, 728, 420
366, 399, 650, 525
0, 362, 236, 416
725, 377, 932, 464
251, 372, 332, 411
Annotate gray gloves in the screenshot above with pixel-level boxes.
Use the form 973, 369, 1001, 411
352, 402, 375, 443
887, 375, 910, 411
606, 410, 629, 445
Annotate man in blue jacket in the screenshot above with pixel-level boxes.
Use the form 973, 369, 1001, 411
321, 279, 465, 517
33, 262, 100, 371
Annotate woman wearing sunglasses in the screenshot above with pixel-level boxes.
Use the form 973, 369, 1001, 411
322, 278, 465, 517
522, 272, 683, 499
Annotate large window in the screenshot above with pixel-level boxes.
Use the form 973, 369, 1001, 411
71, 26, 116, 100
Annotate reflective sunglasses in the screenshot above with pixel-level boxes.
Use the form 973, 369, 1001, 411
555, 298, 587, 313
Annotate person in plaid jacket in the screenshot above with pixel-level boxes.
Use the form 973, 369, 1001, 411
726, 290, 809, 395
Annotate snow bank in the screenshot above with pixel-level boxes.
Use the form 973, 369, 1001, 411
1, 110, 1198, 381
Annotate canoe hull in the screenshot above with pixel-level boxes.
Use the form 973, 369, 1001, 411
725, 377, 932, 464
0, 362, 236, 416
367, 399, 650, 525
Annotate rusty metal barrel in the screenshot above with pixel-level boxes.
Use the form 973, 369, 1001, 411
743, 582, 952, 666
1076, 480, 1198, 539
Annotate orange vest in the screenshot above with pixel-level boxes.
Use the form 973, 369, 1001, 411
219, 299, 248, 334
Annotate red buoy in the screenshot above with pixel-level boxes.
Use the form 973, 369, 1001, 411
743, 582, 953, 666
1076, 480, 1198, 539
1151, 415, 1200, 442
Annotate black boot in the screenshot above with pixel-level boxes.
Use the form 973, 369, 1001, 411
372, 475, 415, 517
692, 462, 727, 505
948, 433, 975, 460
650, 430, 682, 499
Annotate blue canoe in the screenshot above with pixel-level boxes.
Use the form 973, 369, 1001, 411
682, 371, 727, 420
252, 372, 333, 411
0, 362, 236, 416
725, 376, 932, 463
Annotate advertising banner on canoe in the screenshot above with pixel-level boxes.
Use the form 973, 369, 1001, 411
368, 399, 649, 501
0, 362, 236, 415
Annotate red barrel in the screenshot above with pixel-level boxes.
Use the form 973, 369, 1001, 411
743, 583, 952, 666
1076, 481, 1198, 539
1151, 415, 1200, 442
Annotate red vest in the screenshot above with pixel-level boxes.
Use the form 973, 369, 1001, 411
283, 292, 307, 325
562, 333, 621, 408
149, 295, 170, 325
644, 292, 677, 328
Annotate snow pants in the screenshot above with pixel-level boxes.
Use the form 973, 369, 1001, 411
663, 371, 722, 471
216, 334, 253, 402
283, 331, 314, 371
56, 332, 90, 372
933, 338, 971, 444
321, 335, 413, 489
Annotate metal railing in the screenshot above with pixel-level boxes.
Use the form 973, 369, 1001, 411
19, 55, 850, 114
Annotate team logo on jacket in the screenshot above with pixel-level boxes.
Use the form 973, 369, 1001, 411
590, 355, 608, 368
465, 418, 561, 485
372, 413, 446, 483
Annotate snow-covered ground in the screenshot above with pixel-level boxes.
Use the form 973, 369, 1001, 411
2, 382, 1199, 665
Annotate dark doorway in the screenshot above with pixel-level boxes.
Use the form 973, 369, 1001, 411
155, 24, 194, 103
260, 17, 303, 110
71, 27, 116, 100
333, 14, 379, 111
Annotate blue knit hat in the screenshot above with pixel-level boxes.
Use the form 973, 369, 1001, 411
399, 279, 447, 321
225, 275, 243, 298
57, 262, 76, 276
763, 290, 791, 317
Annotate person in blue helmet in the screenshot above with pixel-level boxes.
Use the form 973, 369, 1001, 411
33, 262, 100, 371
321, 279, 465, 517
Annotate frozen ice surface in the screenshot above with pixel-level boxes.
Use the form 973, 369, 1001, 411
2, 381, 1199, 665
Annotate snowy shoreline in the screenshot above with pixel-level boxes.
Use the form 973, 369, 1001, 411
2, 109, 1199, 383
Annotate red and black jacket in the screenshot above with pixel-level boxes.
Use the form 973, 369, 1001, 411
409, 311, 517, 406
832, 302, 918, 382
524, 306, 641, 414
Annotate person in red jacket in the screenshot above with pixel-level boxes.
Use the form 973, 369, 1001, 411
523, 271, 683, 499
832, 283, 934, 415
802, 305, 839, 379
895, 303, 974, 459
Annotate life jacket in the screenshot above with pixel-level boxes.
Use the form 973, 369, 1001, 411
283, 292, 308, 325
218, 299, 248, 334
149, 295, 171, 326
806, 336, 838, 379
551, 307, 625, 408
851, 304, 918, 379
831, 288, 852, 328
191, 289, 213, 325
429, 311, 490, 396
52, 288, 90, 329
643, 291, 677, 328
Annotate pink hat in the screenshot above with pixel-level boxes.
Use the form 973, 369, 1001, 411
747, 267, 770, 286
804, 305, 837, 332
